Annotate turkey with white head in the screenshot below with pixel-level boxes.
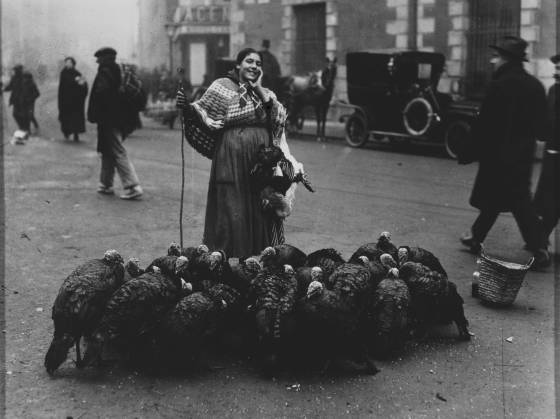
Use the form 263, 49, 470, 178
367, 267, 411, 358
250, 261, 299, 375
397, 246, 447, 276
304, 248, 345, 280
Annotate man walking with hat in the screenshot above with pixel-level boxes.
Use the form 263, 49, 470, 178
533, 54, 560, 246
87, 47, 143, 200
458, 36, 550, 269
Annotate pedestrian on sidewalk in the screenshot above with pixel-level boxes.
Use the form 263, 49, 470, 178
87, 47, 143, 200
533, 54, 560, 245
457, 36, 550, 269
23, 72, 40, 135
176, 47, 303, 258
259, 39, 281, 95
4, 64, 30, 140
58, 57, 88, 141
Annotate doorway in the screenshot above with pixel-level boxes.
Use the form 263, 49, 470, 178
189, 42, 206, 85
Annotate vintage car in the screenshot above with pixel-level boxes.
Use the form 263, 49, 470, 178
342, 50, 479, 158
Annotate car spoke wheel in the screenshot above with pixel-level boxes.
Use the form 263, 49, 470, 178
345, 114, 368, 147
444, 119, 471, 159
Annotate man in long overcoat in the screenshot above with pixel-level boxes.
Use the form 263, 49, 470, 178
533, 54, 560, 244
458, 36, 550, 269
87, 47, 143, 200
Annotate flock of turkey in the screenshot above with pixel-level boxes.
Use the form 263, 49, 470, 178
45, 232, 471, 377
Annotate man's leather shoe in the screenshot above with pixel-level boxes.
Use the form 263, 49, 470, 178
460, 234, 482, 254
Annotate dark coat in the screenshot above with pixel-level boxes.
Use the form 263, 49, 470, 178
58, 68, 88, 135
461, 62, 547, 212
534, 83, 560, 220
4, 69, 23, 107
87, 61, 122, 128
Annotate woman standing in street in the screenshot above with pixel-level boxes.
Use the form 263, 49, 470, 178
176, 48, 302, 258
58, 57, 88, 141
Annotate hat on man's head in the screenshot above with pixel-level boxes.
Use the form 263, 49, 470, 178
550, 54, 560, 64
94, 47, 117, 58
262, 39, 271, 49
489, 36, 529, 62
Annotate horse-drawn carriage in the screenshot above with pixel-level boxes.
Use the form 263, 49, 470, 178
342, 51, 479, 158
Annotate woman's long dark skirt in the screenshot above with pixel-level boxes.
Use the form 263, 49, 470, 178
203, 126, 284, 258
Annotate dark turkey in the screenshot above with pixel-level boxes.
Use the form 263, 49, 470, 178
250, 262, 299, 374
274, 243, 307, 269
123, 258, 145, 282
146, 255, 191, 283
327, 263, 375, 307
305, 248, 345, 280
398, 246, 447, 276
44, 250, 125, 374
295, 266, 324, 298
399, 261, 470, 340
353, 255, 388, 288
367, 268, 411, 358
349, 232, 399, 264
156, 283, 242, 368
294, 280, 379, 374
348, 245, 383, 264
81, 269, 191, 367
187, 246, 230, 291
228, 256, 262, 298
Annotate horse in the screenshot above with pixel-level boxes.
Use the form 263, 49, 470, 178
280, 57, 337, 141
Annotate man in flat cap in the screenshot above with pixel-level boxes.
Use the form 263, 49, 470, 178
87, 47, 143, 199
533, 54, 560, 247
458, 36, 550, 269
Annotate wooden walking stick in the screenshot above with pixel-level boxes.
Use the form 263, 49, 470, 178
177, 67, 186, 248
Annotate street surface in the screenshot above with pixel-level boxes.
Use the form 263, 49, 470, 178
2, 86, 557, 418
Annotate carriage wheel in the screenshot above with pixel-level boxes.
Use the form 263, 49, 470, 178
345, 113, 368, 148
444, 119, 471, 160
403, 97, 434, 136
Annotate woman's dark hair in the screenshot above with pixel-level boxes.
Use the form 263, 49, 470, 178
236, 48, 262, 65
64, 57, 76, 66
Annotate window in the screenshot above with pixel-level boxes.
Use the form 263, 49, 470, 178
466, 0, 521, 99
294, 3, 326, 73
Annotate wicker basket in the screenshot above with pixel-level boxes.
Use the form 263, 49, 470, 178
477, 247, 534, 306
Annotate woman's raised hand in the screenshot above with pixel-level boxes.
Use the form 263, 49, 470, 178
206, 117, 225, 130
176, 88, 188, 108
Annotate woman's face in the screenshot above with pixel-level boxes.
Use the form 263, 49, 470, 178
64, 59, 74, 69
237, 52, 262, 83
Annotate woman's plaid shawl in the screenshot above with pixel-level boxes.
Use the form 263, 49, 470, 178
183, 76, 287, 159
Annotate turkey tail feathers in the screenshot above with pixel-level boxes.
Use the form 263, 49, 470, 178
44, 333, 75, 375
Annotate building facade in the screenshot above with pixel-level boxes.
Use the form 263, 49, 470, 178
137, 0, 179, 71
138, 0, 558, 99
230, 0, 558, 102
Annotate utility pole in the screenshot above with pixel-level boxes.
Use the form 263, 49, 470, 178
408, 0, 418, 50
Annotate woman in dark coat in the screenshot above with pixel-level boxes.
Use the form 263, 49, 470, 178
176, 48, 303, 258
458, 36, 550, 269
58, 57, 88, 141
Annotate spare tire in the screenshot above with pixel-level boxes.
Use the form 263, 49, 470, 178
403, 97, 434, 136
